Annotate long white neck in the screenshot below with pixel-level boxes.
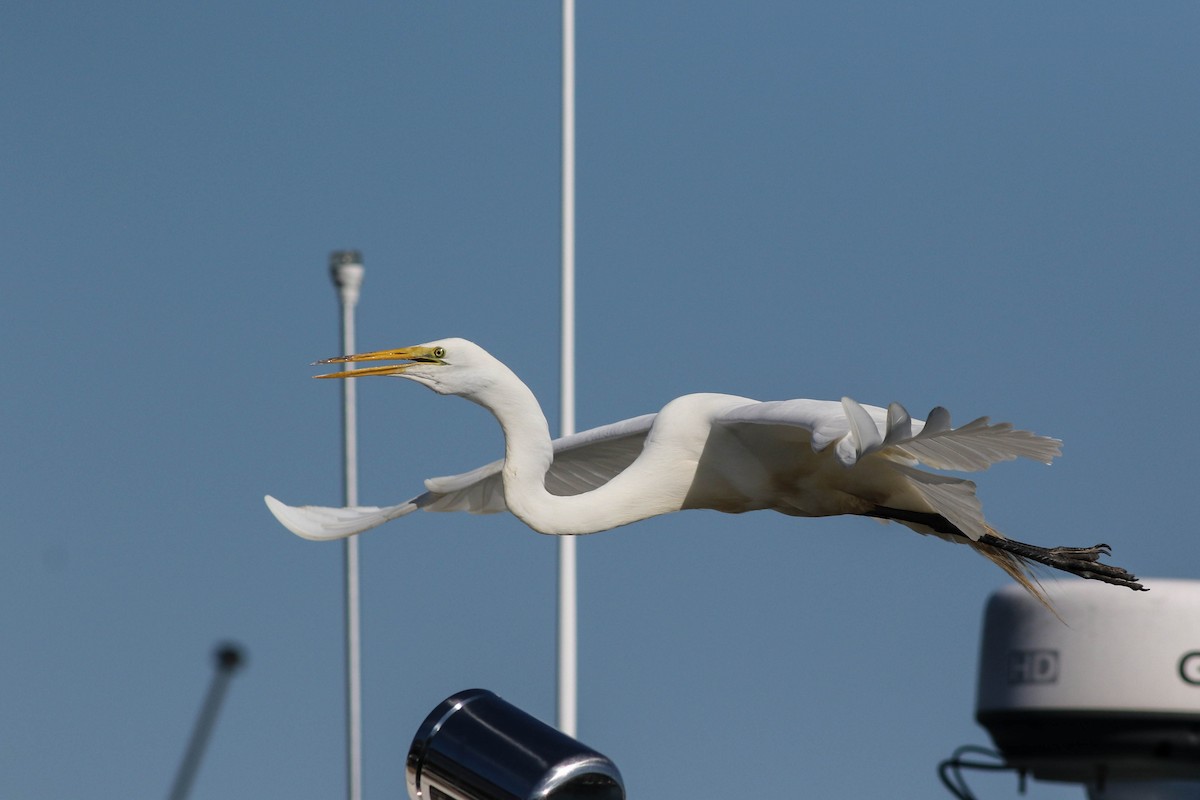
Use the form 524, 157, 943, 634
475, 365, 690, 535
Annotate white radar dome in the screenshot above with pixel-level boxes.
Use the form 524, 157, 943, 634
975, 579, 1200, 792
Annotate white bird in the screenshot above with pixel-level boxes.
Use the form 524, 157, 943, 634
265, 337, 1143, 597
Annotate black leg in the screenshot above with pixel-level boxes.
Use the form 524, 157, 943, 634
865, 506, 1145, 592
977, 534, 1145, 591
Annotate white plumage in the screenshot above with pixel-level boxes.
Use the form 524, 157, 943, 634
266, 337, 1142, 594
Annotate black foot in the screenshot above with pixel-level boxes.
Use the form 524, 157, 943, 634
979, 535, 1145, 592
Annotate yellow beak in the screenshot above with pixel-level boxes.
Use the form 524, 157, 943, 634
313, 345, 444, 379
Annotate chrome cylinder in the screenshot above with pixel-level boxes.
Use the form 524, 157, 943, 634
406, 689, 624, 800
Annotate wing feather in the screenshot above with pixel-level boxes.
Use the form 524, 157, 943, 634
712, 397, 1059, 539
718, 398, 1059, 471
715, 398, 854, 452
423, 413, 656, 504
883, 402, 912, 445
840, 397, 883, 464
264, 494, 418, 541
265, 413, 657, 539
890, 466, 987, 540
894, 416, 1061, 470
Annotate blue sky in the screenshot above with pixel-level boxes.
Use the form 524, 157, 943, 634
3, 3, 1197, 798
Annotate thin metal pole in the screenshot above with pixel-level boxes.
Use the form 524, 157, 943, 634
557, 0, 579, 738
330, 250, 365, 800
167, 643, 246, 800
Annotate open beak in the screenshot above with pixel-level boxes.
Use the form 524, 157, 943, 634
313, 345, 444, 379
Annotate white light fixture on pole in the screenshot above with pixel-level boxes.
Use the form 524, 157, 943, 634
330, 250, 365, 800
558, 0, 578, 738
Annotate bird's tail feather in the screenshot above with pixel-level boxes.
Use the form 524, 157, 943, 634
864, 506, 1058, 613
264, 495, 417, 540
893, 463, 987, 541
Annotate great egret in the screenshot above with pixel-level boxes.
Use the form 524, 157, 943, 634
265, 337, 1143, 596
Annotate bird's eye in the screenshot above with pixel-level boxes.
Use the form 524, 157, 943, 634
432, 347, 446, 359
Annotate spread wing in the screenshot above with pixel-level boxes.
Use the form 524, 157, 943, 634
707, 397, 1061, 541
718, 397, 1060, 470
265, 413, 657, 540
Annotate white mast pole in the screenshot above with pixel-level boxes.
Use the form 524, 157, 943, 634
558, 0, 578, 738
330, 250, 365, 800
